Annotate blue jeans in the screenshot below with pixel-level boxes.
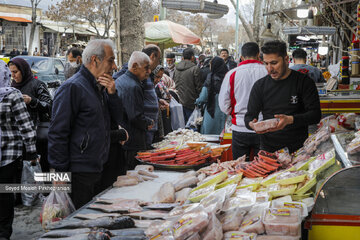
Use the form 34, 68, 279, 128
232, 131, 260, 161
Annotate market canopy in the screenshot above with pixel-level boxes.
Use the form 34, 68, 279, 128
145, 20, 201, 49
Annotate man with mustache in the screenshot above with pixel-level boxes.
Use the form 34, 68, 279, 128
48, 39, 124, 209
244, 40, 321, 153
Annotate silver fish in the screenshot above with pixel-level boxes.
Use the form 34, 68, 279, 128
49, 216, 134, 230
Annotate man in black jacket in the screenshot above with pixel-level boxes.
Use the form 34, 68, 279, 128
115, 51, 154, 170
48, 39, 124, 209
244, 40, 321, 153
220, 48, 237, 70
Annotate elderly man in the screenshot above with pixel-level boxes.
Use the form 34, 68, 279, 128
165, 53, 176, 79
142, 45, 168, 147
115, 51, 154, 170
48, 39, 124, 209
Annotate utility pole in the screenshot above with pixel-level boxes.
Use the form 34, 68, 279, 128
235, 0, 239, 60
160, 0, 166, 20
114, 0, 122, 67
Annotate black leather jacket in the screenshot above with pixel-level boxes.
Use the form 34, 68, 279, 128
17, 78, 52, 126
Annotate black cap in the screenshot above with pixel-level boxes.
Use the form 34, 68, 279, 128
166, 53, 175, 58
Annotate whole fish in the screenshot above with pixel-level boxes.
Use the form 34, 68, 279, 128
50, 216, 134, 230
40, 228, 91, 238
111, 236, 147, 240
111, 228, 145, 236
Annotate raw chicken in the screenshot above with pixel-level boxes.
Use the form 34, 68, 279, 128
172, 208, 209, 240
135, 165, 154, 172
175, 188, 192, 203
220, 208, 246, 232
174, 176, 199, 191
253, 118, 279, 132
138, 169, 158, 178
113, 176, 138, 187
201, 213, 223, 240
153, 182, 175, 203
263, 208, 301, 236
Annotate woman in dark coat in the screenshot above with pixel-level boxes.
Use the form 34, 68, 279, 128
8, 58, 52, 172
195, 56, 228, 134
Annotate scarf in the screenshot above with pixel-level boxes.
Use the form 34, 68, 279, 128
205, 56, 228, 118
9, 57, 34, 89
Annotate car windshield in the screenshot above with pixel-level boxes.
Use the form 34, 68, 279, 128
22, 58, 50, 71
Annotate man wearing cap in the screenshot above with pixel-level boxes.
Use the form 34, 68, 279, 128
165, 53, 176, 79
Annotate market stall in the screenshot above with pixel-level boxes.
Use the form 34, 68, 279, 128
38, 118, 360, 240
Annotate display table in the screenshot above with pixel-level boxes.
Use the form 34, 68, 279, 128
320, 90, 360, 114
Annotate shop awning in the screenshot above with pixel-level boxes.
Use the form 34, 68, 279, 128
0, 16, 32, 23
42, 24, 96, 36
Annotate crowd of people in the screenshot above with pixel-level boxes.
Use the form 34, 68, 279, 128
0, 39, 322, 240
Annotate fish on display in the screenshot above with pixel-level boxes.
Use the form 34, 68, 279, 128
111, 228, 145, 236
40, 228, 91, 238
144, 203, 179, 211
125, 210, 169, 220
39, 227, 112, 240
74, 213, 121, 220
111, 236, 147, 240
49, 216, 134, 230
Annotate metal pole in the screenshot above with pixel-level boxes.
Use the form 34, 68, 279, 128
160, 1, 166, 20
235, 0, 239, 59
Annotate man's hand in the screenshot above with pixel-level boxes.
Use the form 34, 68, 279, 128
159, 99, 169, 110
22, 94, 32, 104
249, 118, 258, 131
273, 114, 293, 131
120, 128, 129, 145
98, 73, 116, 94
148, 120, 154, 130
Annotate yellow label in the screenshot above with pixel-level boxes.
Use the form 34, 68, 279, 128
150, 228, 171, 240
241, 216, 260, 228
284, 202, 302, 209
174, 218, 193, 233
269, 208, 290, 216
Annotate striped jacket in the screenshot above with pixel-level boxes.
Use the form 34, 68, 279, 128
218, 60, 268, 133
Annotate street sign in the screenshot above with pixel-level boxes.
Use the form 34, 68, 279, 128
154, 15, 159, 22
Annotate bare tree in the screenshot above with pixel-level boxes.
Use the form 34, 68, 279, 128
28, 0, 42, 56
140, 0, 160, 23
48, 0, 114, 38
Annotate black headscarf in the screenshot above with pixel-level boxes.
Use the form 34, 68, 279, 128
204, 56, 228, 118
9, 57, 34, 89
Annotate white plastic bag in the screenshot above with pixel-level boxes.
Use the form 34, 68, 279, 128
21, 160, 43, 206
169, 98, 185, 130
40, 191, 75, 230
185, 107, 202, 130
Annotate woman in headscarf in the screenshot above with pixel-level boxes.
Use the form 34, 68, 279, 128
195, 56, 228, 134
153, 65, 172, 139
0, 60, 37, 240
8, 58, 52, 173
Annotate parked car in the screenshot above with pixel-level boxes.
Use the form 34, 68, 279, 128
12, 56, 65, 97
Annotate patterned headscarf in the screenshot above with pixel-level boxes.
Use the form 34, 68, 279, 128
0, 60, 15, 102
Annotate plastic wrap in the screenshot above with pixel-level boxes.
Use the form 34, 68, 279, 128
188, 185, 215, 203
275, 171, 307, 185
199, 187, 226, 214
347, 135, 360, 154
239, 202, 270, 234
256, 236, 300, 240
220, 207, 246, 232
271, 201, 308, 219
201, 213, 223, 240
268, 184, 297, 198
172, 206, 209, 240
146, 220, 175, 239
216, 174, 242, 189
263, 208, 301, 236
196, 170, 228, 189
168, 203, 200, 217
222, 192, 257, 212
223, 231, 257, 240
253, 118, 279, 132
308, 149, 336, 175
276, 148, 292, 168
